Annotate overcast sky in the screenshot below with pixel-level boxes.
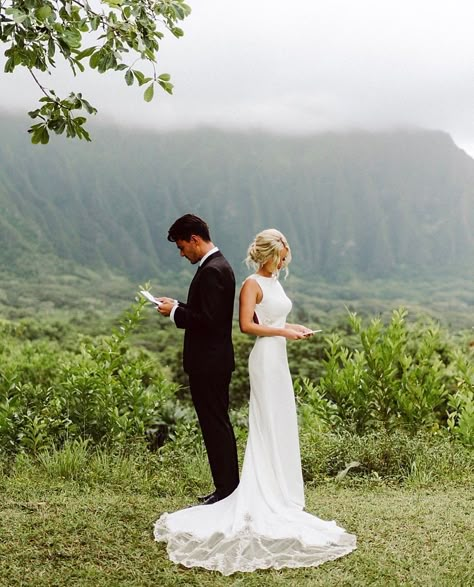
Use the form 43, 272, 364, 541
2, 0, 474, 156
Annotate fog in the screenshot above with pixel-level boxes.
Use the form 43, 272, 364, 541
1, 0, 473, 156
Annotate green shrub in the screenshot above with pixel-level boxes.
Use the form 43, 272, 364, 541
0, 299, 180, 453
298, 308, 474, 444
446, 353, 474, 447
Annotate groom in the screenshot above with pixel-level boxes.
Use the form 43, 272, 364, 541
157, 214, 239, 505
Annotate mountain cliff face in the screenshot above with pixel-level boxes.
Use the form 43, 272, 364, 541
1, 115, 473, 283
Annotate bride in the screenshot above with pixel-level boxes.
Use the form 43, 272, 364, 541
154, 228, 356, 575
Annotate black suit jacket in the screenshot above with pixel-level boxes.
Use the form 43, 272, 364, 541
174, 251, 235, 375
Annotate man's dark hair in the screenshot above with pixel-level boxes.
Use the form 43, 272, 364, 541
167, 214, 211, 243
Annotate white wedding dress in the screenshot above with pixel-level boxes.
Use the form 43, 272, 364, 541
154, 274, 356, 575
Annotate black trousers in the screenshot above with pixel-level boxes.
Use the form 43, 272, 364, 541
188, 370, 239, 497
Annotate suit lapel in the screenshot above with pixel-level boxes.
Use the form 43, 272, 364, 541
200, 250, 221, 269
187, 251, 222, 302
187, 262, 205, 302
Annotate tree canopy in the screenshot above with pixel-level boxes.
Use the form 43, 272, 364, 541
0, 0, 191, 143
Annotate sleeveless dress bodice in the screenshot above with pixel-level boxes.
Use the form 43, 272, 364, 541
249, 274, 292, 329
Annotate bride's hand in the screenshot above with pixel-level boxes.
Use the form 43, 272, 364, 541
285, 324, 313, 337
283, 328, 306, 340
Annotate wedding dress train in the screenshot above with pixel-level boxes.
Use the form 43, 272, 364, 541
154, 274, 356, 575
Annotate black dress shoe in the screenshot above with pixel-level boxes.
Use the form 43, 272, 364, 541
201, 493, 222, 505
197, 491, 216, 503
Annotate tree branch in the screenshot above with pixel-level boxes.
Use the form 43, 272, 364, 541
28, 68, 54, 100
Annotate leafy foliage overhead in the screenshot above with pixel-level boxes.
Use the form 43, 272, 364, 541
0, 0, 191, 143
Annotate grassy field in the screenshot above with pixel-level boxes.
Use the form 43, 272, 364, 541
1, 461, 473, 587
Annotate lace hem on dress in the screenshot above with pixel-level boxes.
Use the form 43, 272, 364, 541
154, 513, 357, 576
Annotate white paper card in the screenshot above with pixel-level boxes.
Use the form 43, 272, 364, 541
140, 290, 162, 307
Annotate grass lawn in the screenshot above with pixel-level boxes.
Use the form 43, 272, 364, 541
1, 477, 473, 587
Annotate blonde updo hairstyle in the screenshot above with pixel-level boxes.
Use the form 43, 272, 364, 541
245, 228, 292, 277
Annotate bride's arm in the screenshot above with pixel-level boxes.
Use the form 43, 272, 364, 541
239, 279, 305, 340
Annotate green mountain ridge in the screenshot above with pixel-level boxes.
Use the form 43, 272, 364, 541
1, 115, 474, 289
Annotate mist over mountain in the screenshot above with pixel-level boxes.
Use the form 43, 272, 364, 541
1, 115, 473, 287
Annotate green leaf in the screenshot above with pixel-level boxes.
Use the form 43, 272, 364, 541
125, 69, 134, 86
40, 127, 50, 145
73, 59, 85, 73
172, 4, 185, 19
62, 29, 82, 49
90, 16, 100, 31
81, 99, 97, 115
144, 48, 156, 62
48, 38, 56, 59
30, 129, 43, 144
83, 129, 92, 142
143, 83, 154, 102
36, 5, 52, 21
89, 51, 101, 69
4, 57, 15, 73
8, 10, 28, 24
158, 80, 174, 95
133, 70, 151, 86
133, 70, 145, 84
106, 53, 117, 70
75, 46, 96, 61
171, 27, 184, 38
52, 120, 66, 135
158, 73, 171, 81
28, 109, 41, 119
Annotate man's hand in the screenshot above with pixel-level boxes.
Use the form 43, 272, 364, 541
157, 297, 177, 317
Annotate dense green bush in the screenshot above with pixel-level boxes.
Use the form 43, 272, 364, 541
295, 309, 474, 445
2, 303, 474, 456
0, 300, 181, 454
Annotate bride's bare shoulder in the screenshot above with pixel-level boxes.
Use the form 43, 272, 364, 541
240, 275, 263, 302
241, 274, 258, 288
